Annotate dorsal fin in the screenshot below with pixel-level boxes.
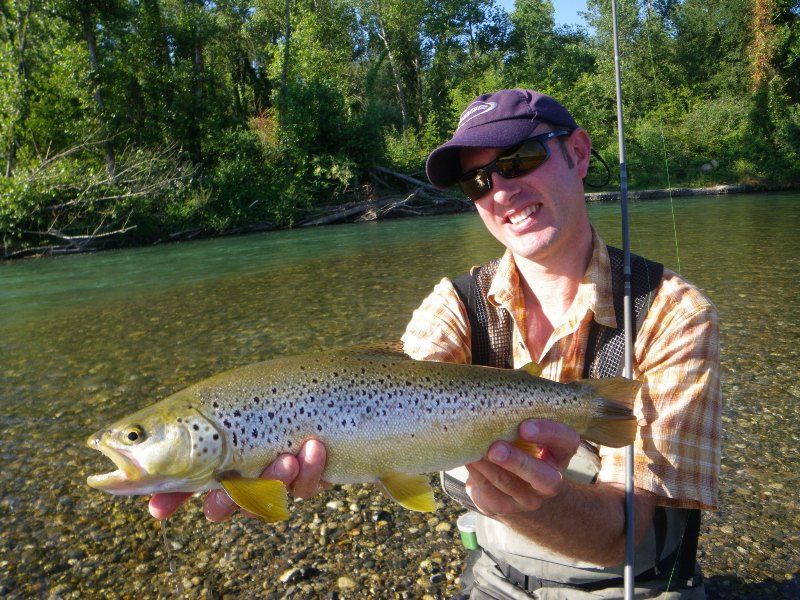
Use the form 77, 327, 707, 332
519, 361, 544, 377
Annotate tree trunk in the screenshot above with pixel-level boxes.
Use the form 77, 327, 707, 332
376, 13, 408, 131
142, 0, 171, 68
750, 0, 776, 90
189, 1, 205, 163
3, 0, 35, 178
79, 5, 116, 177
279, 0, 291, 127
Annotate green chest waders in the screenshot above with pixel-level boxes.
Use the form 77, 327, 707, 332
443, 246, 703, 599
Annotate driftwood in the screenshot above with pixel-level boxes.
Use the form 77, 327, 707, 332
298, 167, 471, 227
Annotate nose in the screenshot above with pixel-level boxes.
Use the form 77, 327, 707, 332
489, 171, 519, 204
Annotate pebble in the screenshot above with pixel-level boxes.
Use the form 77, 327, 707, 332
337, 576, 357, 590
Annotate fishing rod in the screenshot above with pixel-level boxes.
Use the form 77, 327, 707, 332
608, 0, 636, 598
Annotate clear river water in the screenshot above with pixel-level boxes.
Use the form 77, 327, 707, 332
1, 192, 798, 598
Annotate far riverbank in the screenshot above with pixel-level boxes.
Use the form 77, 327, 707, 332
2, 181, 797, 260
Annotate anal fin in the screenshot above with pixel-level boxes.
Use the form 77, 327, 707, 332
219, 476, 289, 522
378, 473, 436, 512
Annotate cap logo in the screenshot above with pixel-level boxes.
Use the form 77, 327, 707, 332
457, 102, 497, 130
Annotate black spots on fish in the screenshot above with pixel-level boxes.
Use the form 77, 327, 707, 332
341, 419, 346, 426
258, 416, 264, 424
327, 400, 334, 408
193, 424, 199, 431
203, 448, 208, 454
443, 425, 448, 432
333, 371, 339, 377
213, 433, 219, 441
360, 368, 366, 374
311, 378, 318, 384
317, 424, 322, 432
287, 440, 292, 448
212, 401, 219, 408
299, 407, 304, 415
177, 418, 183, 423
365, 406, 371, 414
252, 429, 258, 439
204, 425, 210, 432
233, 410, 241, 418
272, 388, 277, 394
232, 433, 238, 447
425, 376, 431, 382
198, 436, 204, 442
268, 411, 274, 419
223, 420, 231, 428
253, 397, 260, 404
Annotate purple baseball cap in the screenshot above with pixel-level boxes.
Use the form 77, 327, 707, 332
425, 89, 580, 189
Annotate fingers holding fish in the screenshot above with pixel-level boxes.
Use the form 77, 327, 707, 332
148, 492, 193, 520
466, 460, 541, 515
518, 419, 581, 471
466, 444, 563, 515
290, 439, 328, 499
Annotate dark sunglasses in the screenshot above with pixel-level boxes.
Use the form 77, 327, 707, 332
458, 130, 572, 201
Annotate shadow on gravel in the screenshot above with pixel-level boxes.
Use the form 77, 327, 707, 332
705, 573, 800, 599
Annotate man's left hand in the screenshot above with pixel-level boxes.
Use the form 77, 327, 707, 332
465, 419, 580, 516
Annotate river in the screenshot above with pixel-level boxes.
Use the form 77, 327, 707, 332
1, 191, 798, 598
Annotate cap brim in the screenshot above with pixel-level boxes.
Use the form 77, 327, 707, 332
425, 119, 540, 188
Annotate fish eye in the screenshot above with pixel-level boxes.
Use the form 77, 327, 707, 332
123, 426, 145, 444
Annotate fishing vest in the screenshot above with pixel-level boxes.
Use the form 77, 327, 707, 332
443, 246, 703, 599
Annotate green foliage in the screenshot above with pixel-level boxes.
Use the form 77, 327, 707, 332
1, 0, 799, 255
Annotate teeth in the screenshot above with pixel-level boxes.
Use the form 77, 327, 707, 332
508, 204, 540, 225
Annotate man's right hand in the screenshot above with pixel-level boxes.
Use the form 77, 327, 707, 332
148, 439, 328, 521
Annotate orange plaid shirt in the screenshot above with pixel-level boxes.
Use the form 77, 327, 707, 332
401, 229, 721, 510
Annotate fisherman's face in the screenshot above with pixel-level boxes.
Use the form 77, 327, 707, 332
460, 125, 592, 264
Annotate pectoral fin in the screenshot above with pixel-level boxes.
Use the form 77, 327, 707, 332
219, 476, 289, 522
378, 473, 436, 512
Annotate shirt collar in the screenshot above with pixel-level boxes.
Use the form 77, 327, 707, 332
485, 227, 617, 330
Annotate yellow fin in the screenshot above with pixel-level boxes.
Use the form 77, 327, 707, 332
219, 476, 289, 523
512, 439, 541, 457
574, 377, 640, 447
519, 361, 544, 377
378, 473, 436, 512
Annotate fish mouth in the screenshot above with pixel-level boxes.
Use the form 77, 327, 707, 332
86, 434, 144, 493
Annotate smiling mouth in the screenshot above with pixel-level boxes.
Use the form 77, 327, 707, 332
507, 203, 542, 225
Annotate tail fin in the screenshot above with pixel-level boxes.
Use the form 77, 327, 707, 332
575, 377, 640, 448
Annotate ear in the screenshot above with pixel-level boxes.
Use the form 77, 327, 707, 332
567, 128, 592, 179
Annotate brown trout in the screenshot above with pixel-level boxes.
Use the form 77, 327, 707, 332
87, 345, 639, 521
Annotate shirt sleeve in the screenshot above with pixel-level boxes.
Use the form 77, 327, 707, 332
597, 277, 722, 510
401, 278, 472, 365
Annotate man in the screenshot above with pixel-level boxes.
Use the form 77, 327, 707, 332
151, 89, 720, 599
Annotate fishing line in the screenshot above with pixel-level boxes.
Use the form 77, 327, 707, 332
643, 0, 682, 274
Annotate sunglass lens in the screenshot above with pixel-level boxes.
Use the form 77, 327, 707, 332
497, 141, 547, 178
459, 172, 491, 200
